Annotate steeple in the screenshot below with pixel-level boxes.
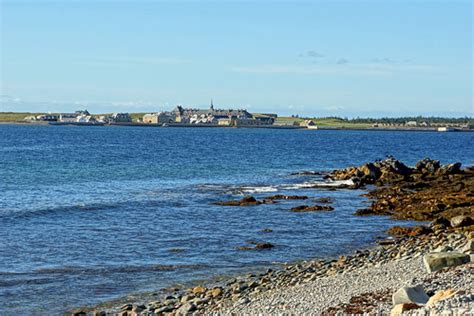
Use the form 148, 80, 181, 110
210, 98, 214, 110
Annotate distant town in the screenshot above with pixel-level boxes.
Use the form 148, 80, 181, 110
2, 100, 473, 132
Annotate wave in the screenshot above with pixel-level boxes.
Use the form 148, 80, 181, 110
240, 186, 278, 193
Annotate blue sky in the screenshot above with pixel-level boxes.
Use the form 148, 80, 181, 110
1, 0, 472, 117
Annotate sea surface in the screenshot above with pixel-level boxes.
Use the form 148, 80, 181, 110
0, 125, 473, 314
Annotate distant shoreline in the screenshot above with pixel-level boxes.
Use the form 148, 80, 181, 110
1, 121, 473, 132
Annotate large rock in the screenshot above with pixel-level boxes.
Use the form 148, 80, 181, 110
423, 252, 470, 273
392, 285, 429, 305
290, 205, 334, 212
450, 215, 474, 228
437, 162, 462, 175
415, 158, 440, 174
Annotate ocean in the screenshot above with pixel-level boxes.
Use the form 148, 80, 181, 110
0, 124, 473, 314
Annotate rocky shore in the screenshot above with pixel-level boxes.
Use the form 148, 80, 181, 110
71, 157, 473, 316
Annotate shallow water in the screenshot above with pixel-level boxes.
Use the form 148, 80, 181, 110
0, 125, 472, 314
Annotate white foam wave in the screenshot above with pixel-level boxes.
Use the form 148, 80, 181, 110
240, 186, 279, 193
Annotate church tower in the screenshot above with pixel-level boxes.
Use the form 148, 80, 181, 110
210, 98, 214, 111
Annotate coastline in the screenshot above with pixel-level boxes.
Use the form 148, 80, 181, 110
70, 158, 474, 316
1, 121, 473, 132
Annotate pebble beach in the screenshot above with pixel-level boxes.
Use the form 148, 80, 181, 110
71, 157, 474, 316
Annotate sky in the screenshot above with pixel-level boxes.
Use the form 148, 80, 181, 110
0, 0, 472, 117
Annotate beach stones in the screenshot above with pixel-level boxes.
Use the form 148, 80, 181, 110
450, 215, 474, 228
176, 302, 196, 315
392, 285, 429, 305
423, 252, 470, 273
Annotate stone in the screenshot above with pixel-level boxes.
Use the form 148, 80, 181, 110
460, 240, 474, 254
155, 305, 175, 313
176, 303, 196, 315
437, 162, 462, 175
210, 287, 223, 298
427, 289, 456, 306
423, 252, 470, 273
180, 295, 194, 303
120, 304, 133, 311
390, 303, 421, 316
392, 285, 429, 305
450, 215, 474, 228
290, 205, 334, 212
214, 195, 262, 206
192, 286, 207, 295
416, 158, 440, 174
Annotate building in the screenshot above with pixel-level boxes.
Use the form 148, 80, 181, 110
300, 119, 318, 129
59, 110, 91, 123
111, 113, 132, 123
172, 100, 253, 124
143, 112, 176, 124
405, 121, 418, 127
36, 114, 59, 121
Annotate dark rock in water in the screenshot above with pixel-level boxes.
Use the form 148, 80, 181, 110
354, 208, 377, 216
450, 215, 474, 228
314, 197, 333, 204
416, 158, 440, 174
214, 195, 262, 206
254, 242, 275, 249
265, 194, 308, 200
236, 241, 275, 251
290, 205, 334, 212
437, 162, 462, 175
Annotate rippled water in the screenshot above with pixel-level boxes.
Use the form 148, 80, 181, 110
0, 125, 473, 314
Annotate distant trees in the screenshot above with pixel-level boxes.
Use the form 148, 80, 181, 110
304, 116, 471, 125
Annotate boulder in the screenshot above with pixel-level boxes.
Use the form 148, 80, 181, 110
290, 205, 334, 212
313, 197, 333, 204
423, 252, 470, 273
427, 289, 456, 306
176, 303, 196, 315
392, 285, 429, 305
214, 195, 262, 206
437, 162, 462, 175
450, 215, 474, 228
210, 287, 223, 298
415, 158, 440, 174
390, 303, 421, 316
192, 286, 207, 295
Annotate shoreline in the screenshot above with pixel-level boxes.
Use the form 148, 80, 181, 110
70, 158, 474, 315
1, 121, 473, 132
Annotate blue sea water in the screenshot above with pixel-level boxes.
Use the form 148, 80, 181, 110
0, 125, 473, 314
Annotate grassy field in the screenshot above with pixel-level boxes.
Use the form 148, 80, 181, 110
0, 112, 46, 122
275, 116, 372, 128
